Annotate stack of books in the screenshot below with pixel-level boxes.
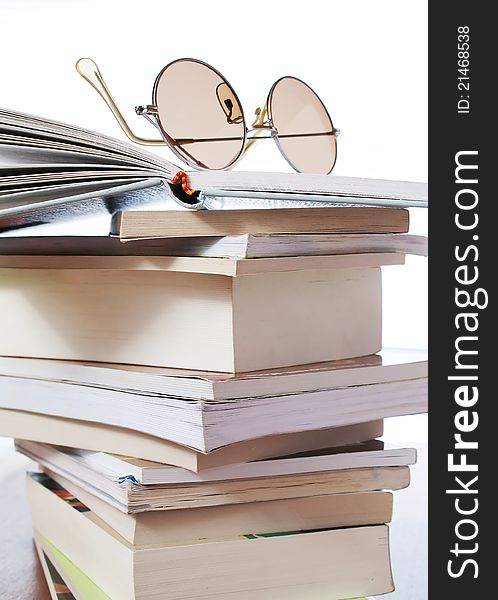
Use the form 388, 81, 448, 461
0, 110, 428, 599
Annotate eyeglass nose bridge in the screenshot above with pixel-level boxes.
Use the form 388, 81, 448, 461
135, 105, 158, 115
246, 122, 278, 139
242, 103, 276, 155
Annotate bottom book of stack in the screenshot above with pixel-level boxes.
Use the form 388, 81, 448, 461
34, 533, 373, 600
19, 432, 416, 600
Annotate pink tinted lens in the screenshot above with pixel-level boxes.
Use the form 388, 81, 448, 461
270, 76, 336, 174
154, 60, 245, 170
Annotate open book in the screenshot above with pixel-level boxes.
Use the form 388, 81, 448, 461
0, 107, 427, 229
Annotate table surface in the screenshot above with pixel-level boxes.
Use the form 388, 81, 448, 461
0, 438, 427, 600
0, 449, 51, 600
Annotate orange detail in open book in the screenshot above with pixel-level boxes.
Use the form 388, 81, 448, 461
171, 171, 196, 196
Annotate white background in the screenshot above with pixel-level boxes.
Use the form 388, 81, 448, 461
0, 2, 428, 596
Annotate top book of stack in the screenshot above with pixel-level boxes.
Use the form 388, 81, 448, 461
0, 107, 427, 230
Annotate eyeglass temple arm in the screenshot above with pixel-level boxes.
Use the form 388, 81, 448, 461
75, 58, 165, 146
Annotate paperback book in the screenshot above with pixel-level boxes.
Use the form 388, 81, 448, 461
0, 231, 428, 258
27, 472, 394, 599
0, 350, 427, 453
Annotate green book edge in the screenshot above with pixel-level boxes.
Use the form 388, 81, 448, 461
40, 534, 110, 600
39, 533, 368, 600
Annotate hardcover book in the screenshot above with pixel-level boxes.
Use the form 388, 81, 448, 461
0, 107, 427, 230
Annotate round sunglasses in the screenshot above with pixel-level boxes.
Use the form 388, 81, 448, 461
76, 58, 340, 174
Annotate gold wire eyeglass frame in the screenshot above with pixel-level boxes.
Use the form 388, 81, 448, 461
76, 57, 340, 173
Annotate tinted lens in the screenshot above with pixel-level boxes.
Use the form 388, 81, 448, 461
269, 77, 336, 174
154, 60, 245, 170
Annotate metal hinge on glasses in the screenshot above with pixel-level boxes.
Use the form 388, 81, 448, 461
135, 105, 161, 130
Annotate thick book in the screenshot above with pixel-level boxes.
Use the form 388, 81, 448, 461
0, 257, 394, 372
0, 410, 382, 470
35, 533, 374, 600
35, 533, 372, 600
27, 473, 394, 599
1, 351, 427, 453
110, 207, 409, 239
0, 107, 427, 228
0, 232, 427, 258
45, 469, 394, 546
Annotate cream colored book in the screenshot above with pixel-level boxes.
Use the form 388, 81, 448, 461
47, 469, 394, 546
2, 374, 427, 451
0, 258, 393, 372
0, 410, 382, 470
34, 531, 372, 600
33, 533, 371, 600
0, 350, 426, 454
0, 351, 427, 454
0, 250, 404, 273
20, 439, 410, 511
110, 207, 409, 239
23, 439, 415, 486
27, 472, 394, 599
0, 348, 428, 401
0, 232, 427, 258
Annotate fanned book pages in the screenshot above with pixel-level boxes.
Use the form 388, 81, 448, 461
0, 108, 427, 230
